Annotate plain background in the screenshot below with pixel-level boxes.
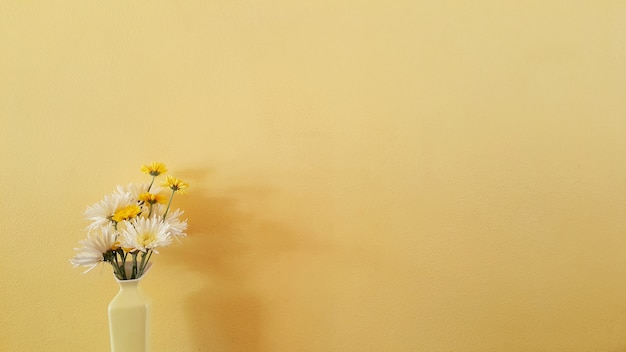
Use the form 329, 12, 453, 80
2, 1, 626, 351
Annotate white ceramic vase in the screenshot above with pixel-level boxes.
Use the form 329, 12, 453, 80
108, 263, 152, 352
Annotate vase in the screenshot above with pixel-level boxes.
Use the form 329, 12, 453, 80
108, 263, 152, 352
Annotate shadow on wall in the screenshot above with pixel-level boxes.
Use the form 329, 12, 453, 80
161, 167, 320, 352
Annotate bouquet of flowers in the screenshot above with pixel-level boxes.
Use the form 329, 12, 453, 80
70, 162, 189, 280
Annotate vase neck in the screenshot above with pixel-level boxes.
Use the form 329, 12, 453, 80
116, 277, 143, 290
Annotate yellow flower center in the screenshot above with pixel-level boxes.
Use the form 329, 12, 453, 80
138, 232, 156, 247
112, 204, 141, 222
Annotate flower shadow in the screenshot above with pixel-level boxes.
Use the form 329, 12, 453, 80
159, 167, 313, 351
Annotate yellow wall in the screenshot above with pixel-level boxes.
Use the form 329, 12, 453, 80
2, 1, 626, 351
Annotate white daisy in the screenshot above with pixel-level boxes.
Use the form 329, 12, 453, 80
120, 216, 172, 253
70, 225, 117, 273
160, 207, 188, 238
145, 204, 186, 238
84, 191, 136, 231
115, 183, 150, 200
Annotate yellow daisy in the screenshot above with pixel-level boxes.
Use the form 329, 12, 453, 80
141, 162, 167, 176
162, 176, 189, 193
138, 192, 167, 205
111, 204, 141, 223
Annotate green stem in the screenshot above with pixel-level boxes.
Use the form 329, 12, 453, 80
120, 251, 128, 280
131, 252, 138, 279
139, 251, 147, 274
138, 250, 153, 277
111, 223, 127, 280
147, 175, 156, 193
163, 189, 175, 220
113, 251, 125, 280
